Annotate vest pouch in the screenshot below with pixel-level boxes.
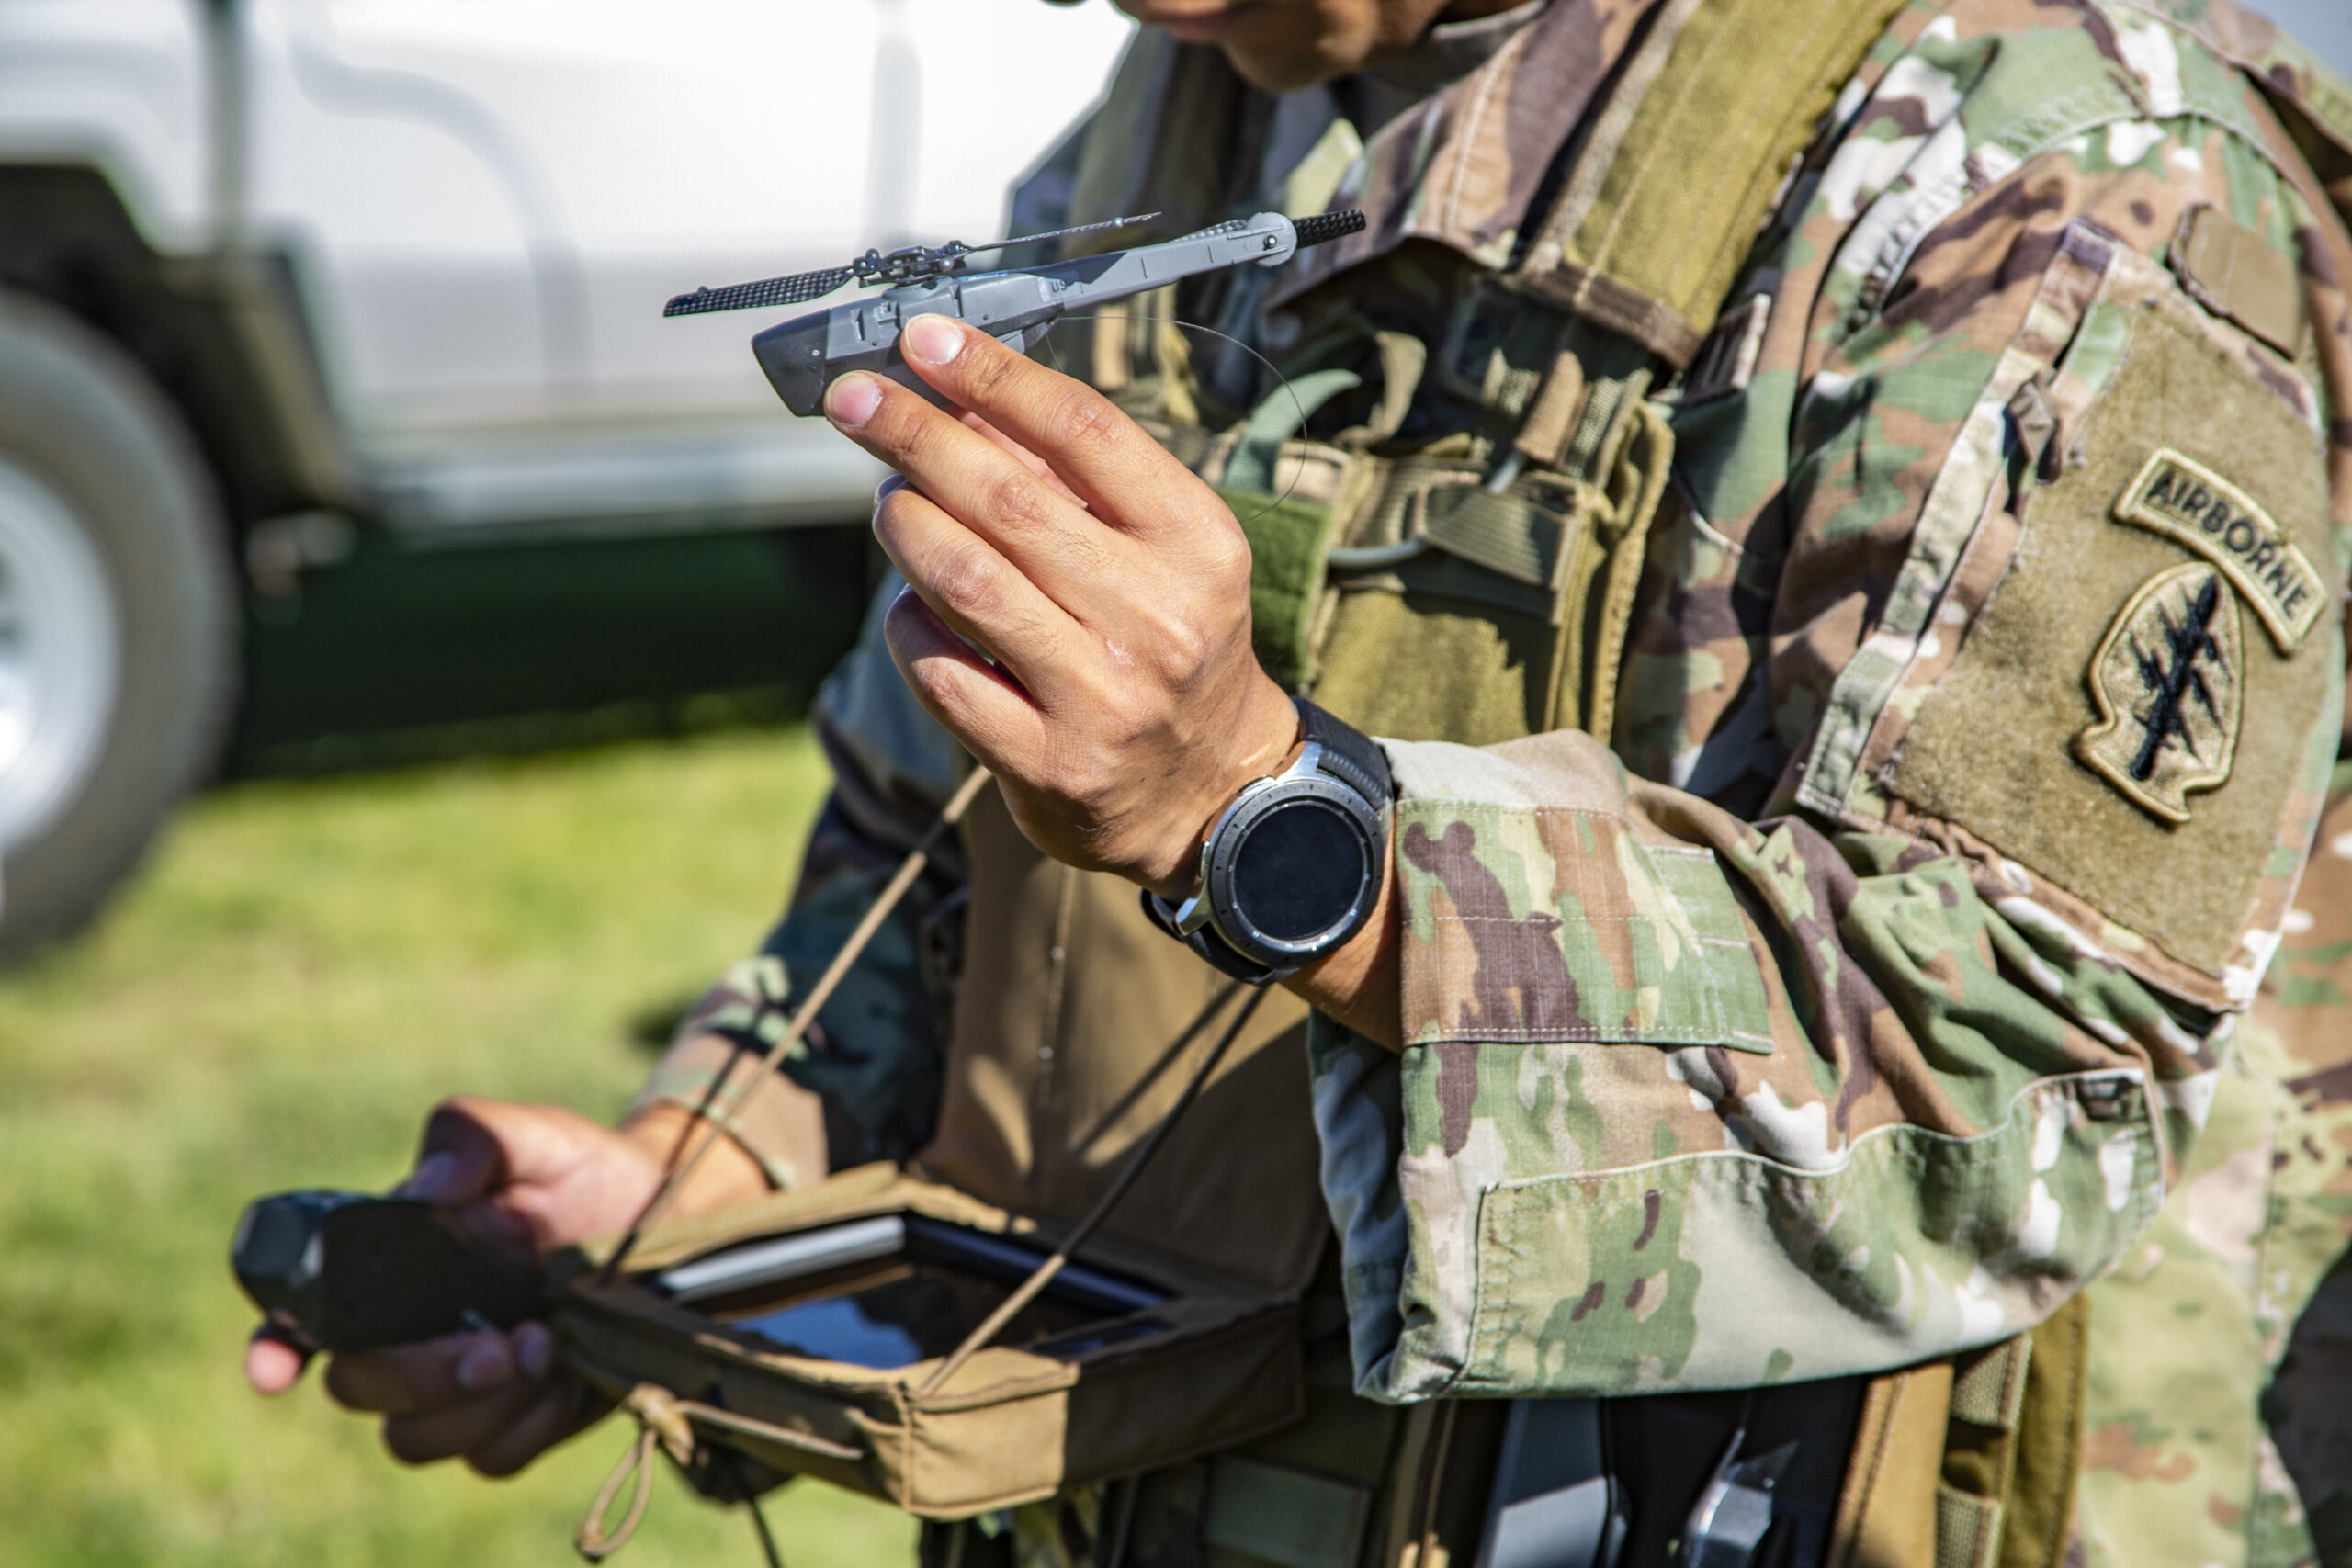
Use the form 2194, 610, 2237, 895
548, 1162, 1306, 1519
1308, 399, 1674, 748
1828, 1296, 2092, 1568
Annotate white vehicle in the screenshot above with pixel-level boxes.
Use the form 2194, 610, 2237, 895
0, 0, 1130, 952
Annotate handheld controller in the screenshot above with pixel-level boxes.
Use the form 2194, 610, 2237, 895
231, 1190, 546, 1355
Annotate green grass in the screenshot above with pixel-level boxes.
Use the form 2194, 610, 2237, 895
0, 728, 920, 1568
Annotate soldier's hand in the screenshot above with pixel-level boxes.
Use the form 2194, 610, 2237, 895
243, 1096, 767, 1476
824, 314, 1302, 897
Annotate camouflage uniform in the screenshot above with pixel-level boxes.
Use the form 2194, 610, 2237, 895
646, 1, 2352, 1560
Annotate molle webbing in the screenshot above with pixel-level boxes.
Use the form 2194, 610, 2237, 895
1514, 0, 1912, 367
1827, 1296, 2092, 1568
1210, 380, 1674, 746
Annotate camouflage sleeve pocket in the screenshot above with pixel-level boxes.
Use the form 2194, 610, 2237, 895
1422, 1068, 2160, 1399
1389, 735, 1776, 1053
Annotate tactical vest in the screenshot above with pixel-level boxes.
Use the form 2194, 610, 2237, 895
910, 1, 2060, 1563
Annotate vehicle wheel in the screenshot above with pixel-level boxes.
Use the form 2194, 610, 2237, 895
0, 290, 237, 957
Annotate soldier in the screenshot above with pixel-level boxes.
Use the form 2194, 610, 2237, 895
248, 0, 2352, 1562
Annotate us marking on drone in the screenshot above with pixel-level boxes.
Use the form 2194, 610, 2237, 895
665, 209, 1368, 417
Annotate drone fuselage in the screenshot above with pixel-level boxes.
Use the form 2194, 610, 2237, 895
752, 212, 1314, 418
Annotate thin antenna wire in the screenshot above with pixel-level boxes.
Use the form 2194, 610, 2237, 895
600, 767, 994, 1284
956, 211, 1159, 260
717, 1450, 786, 1568
1054, 313, 1313, 530
917, 982, 1266, 1398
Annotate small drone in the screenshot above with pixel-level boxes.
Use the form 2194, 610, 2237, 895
664, 209, 1369, 417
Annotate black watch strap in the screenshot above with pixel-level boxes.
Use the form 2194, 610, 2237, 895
1295, 698, 1391, 810
1138, 887, 1291, 985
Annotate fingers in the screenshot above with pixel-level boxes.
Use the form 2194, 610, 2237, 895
380, 1373, 582, 1476
463, 1381, 590, 1477
246, 1325, 311, 1395
872, 470, 1076, 694
828, 364, 1122, 615
327, 1322, 573, 1473
402, 1098, 646, 1257
958, 412, 1088, 508
401, 1101, 537, 1255
325, 1323, 542, 1417
379, 1366, 547, 1466
881, 588, 1046, 767
401, 1098, 512, 1206
311, 1317, 578, 1475
418, 1097, 598, 1192
883, 315, 1204, 532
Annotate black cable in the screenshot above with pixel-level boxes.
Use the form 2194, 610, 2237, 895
745, 1492, 784, 1568
721, 1450, 786, 1568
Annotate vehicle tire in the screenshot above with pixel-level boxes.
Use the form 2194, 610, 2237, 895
0, 290, 237, 957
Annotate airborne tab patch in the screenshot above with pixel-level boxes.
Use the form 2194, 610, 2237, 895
2076, 562, 2244, 824
2113, 449, 2322, 651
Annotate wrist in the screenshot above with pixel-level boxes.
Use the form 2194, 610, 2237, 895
1285, 822, 1402, 1048
1148, 676, 1303, 900
618, 1103, 772, 1220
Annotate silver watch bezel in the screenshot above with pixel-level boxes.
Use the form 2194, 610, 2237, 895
1165, 741, 1388, 967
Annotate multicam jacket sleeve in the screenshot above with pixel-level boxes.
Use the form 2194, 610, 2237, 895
1313, 0, 2352, 1409
634, 575, 970, 1185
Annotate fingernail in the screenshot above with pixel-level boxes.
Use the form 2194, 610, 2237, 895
515, 1323, 554, 1382
455, 1337, 514, 1393
396, 1151, 459, 1203
904, 313, 963, 367
875, 473, 909, 508
828, 373, 882, 428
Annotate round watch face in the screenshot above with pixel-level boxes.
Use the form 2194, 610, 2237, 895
1228, 798, 1366, 944
1206, 773, 1384, 967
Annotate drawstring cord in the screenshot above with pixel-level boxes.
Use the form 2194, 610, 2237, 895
570, 1372, 862, 1562
575, 1385, 697, 1561
599, 766, 995, 1285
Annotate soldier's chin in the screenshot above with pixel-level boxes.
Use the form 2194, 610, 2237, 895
1216, 37, 1359, 91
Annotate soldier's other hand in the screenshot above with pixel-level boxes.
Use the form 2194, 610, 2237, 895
243, 1096, 768, 1476
824, 314, 1301, 897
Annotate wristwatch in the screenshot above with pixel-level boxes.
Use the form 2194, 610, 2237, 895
1141, 698, 1393, 985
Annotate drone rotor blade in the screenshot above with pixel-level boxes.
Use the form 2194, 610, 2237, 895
664, 265, 855, 318
954, 211, 1161, 261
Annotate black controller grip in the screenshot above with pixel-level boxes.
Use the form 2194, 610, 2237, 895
232, 1190, 548, 1355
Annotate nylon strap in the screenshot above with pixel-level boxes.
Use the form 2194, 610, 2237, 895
1513, 0, 1913, 367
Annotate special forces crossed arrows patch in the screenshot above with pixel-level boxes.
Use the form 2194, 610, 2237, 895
2077, 560, 2243, 823
2075, 449, 2313, 824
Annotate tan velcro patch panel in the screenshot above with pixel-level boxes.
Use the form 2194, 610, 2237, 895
1884, 287, 2335, 978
